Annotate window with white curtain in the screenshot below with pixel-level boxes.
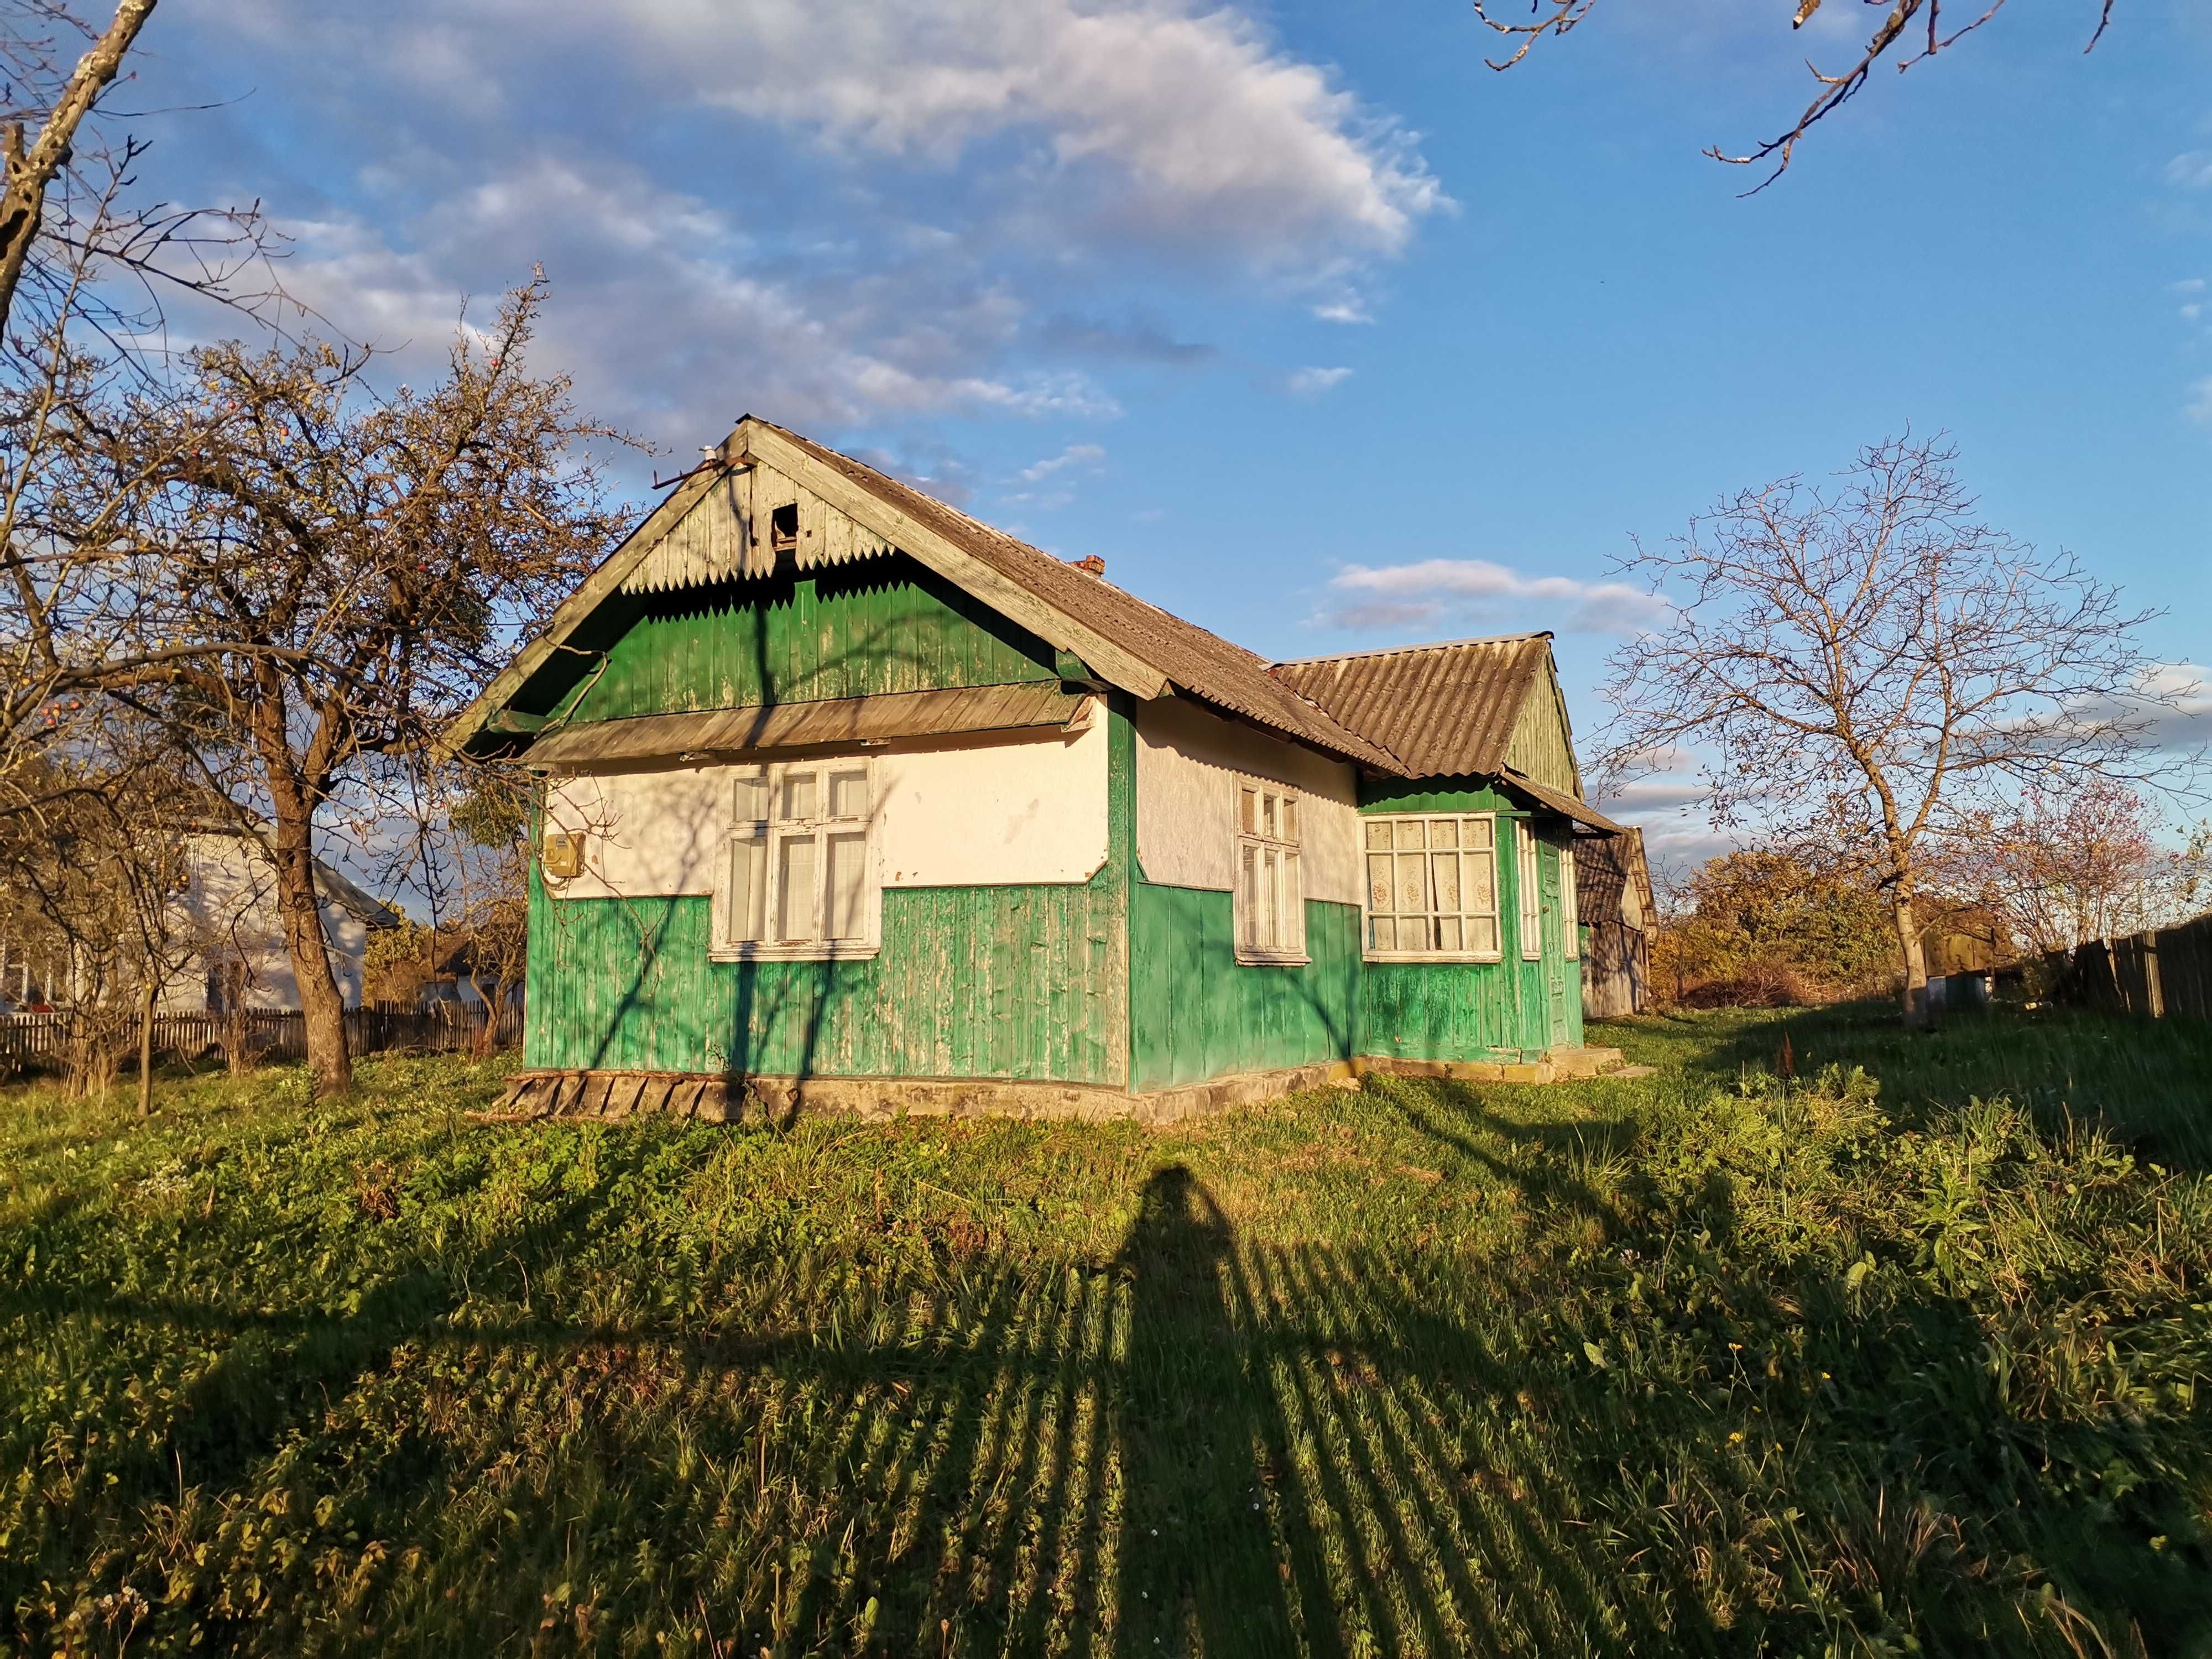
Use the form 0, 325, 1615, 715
1234, 779, 1305, 963
1361, 813, 1501, 961
712, 760, 878, 959
1517, 818, 1542, 961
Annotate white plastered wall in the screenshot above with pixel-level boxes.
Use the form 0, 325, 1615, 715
542, 710, 1110, 899
162, 834, 372, 1013
1134, 696, 1360, 905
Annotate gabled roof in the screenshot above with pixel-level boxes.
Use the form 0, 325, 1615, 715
445, 419, 1609, 824
1272, 635, 1554, 780
446, 417, 1396, 772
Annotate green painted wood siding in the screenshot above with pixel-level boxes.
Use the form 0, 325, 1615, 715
523, 701, 1135, 1085
1354, 776, 1582, 1061
1128, 890, 1361, 1092
567, 556, 1059, 723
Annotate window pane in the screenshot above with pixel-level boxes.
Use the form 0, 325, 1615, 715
1240, 844, 1259, 948
1431, 818, 1458, 849
734, 774, 769, 820
1437, 915, 1463, 951
781, 771, 817, 821
778, 835, 817, 940
1240, 787, 1259, 834
1366, 820, 1391, 850
1371, 916, 1396, 951
1261, 847, 1279, 946
829, 769, 868, 818
1262, 793, 1279, 838
1472, 915, 1499, 956
1367, 854, 1393, 915
1401, 818, 1426, 849
825, 831, 867, 940
729, 832, 766, 942
1467, 816, 1494, 850
1282, 797, 1298, 842
1431, 851, 1461, 914
1468, 851, 1496, 914
1396, 852, 1427, 916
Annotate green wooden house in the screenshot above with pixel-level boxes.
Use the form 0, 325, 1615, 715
449, 418, 1628, 1120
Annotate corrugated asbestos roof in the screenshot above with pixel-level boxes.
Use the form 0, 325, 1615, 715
523, 683, 1088, 770
754, 422, 1402, 773
460, 419, 1619, 827
1272, 635, 1553, 781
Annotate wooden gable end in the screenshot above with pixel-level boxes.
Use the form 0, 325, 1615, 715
1503, 657, 1584, 799
620, 461, 896, 594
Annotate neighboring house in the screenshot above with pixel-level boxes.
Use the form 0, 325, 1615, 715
162, 829, 401, 1014
448, 417, 1627, 1115
1577, 827, 1655, 1019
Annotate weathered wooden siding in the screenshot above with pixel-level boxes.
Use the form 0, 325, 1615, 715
1504, 669, 1582, 798
1354, 777, 1582, 1060
567, 556, 1059, 723
1128, 890, 1361, 1091
524, 702, 1135, 1085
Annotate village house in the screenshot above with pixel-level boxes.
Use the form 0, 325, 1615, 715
448, 418, 1633, 1119
161, 827, 400, 1016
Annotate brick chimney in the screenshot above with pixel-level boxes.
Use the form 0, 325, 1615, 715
1066, 555, 1107, 577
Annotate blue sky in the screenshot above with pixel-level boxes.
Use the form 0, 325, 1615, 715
131, 0, 2211, 867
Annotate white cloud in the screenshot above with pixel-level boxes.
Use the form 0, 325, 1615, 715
167, 0, 1448, 446
1312, 298, 1375, 325
2188, 377, 2212, 427
1018, 442, 1107, 482
2173, 278, 2207, 294
1285, 365, 1354, 398
1322, 557, 1669, 633
2167, 151, 2212, 189
268, 160, 1120, 446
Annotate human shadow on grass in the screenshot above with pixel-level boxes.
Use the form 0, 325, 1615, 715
12, 1145, 2204, 1657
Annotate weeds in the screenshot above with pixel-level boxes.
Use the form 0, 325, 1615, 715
0, 1013, 2205, 1656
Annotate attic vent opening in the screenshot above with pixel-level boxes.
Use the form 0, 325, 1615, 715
770, 502, 800, 552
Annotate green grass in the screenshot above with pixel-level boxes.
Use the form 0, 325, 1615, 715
1, 1005, 2207, 1657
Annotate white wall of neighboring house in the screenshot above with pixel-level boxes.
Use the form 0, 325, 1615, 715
160, 833, 379, 1014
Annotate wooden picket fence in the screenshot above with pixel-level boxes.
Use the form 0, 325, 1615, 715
2042, 911, 2212, 1023
0, 999, 521, 1077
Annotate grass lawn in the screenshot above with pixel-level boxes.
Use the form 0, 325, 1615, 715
1, 1004, 2208, 1657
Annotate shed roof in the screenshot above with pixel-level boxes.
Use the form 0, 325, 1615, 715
1273, 635, 1557, 780
1575, 826, 1653, 927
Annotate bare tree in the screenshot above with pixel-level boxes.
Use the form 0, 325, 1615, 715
0, 0, 155, 333
1471, 0, 2117, 189
1941, 777, 2209, 955
134, 280, 629, 1091
1595, 434, 2179, 1024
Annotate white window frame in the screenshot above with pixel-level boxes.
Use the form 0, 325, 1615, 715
710, 758, 880, 962
1561, 840, 1580, 961
1360, 812, 1503, 963
1234, 778, 1307, 966
1517, 818, 1543, 961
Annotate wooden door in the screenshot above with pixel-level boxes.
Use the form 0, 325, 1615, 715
1541, 840, 1568, 1047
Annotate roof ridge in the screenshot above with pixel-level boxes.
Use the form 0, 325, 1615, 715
1272, 631, 1552, 668
748, 420, 1408, 774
